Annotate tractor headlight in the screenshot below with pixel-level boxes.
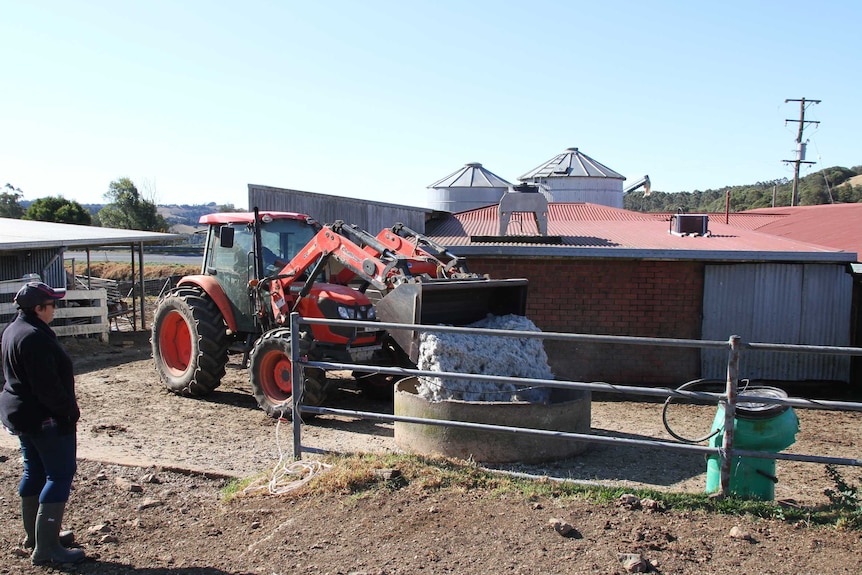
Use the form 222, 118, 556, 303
365, 306, 376, 320
337, 305, 356, 319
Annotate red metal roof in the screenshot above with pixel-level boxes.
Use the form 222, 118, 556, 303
661, 204, 862, 256
733, 204, 862, 257
426, 203, 856, 260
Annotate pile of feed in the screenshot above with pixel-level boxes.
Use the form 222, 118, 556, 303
415, 314, 553, 403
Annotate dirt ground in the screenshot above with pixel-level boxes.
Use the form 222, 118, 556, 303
1, 330, 862, 574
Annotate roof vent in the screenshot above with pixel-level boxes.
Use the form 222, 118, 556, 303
499, 184, 549, 236
670, 212, 709, 237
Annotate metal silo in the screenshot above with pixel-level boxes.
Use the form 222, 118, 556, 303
519, 147, 625, 208
427, 163, 512, 213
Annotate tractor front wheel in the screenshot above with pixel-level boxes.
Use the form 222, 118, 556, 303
248, 328, 326, 419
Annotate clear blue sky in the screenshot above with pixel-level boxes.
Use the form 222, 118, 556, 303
2, 1, 859, 210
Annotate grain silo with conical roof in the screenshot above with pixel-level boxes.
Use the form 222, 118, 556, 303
427, 162, 512, 213
519, 147, 625, 208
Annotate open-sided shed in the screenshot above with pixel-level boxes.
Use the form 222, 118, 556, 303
0, 218, 179, 339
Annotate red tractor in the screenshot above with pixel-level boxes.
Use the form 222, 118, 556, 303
151, 210, 527, 418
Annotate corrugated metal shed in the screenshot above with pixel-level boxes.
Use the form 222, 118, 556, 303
425, 201, 856, 383
701, 263, 852, 381
0, 249, 67, 290
248, 184, 430, 233
427, 203, 856, 262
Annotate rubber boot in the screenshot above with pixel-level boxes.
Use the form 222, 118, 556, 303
21, 496, 75, 549
20, 496, 38, 549
31, 502, 85, 564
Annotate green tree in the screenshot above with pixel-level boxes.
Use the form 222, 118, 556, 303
1, 183, 25, 218
24, 196, 92, 225
97, 177, 168, 231
623, 167, 862, 212
822, 166, 856, 188
799, 177, 830, 205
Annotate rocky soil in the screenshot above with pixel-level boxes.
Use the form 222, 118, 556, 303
1, 330, 861, 574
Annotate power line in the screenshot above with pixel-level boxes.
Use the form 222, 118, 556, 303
782, 97, 820, 206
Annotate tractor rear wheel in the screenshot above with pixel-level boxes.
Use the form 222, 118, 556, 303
151, 286, 230, 397
248, 328, 327, 419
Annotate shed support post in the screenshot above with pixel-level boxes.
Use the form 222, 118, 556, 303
129, 243, 137, 330
138, 241, 145, 330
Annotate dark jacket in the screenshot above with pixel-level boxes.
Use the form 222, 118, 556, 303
0, 311, 79, 434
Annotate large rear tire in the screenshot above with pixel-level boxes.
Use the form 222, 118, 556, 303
151, 286, 230, 397
248, 328, 327, 419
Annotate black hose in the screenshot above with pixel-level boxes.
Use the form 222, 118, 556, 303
661, 378, 727, 444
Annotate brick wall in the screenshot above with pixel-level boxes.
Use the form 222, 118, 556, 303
469, 257, 705, 385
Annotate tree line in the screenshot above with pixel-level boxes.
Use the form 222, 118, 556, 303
0, 178, 169, 231
623, 165, 862, 213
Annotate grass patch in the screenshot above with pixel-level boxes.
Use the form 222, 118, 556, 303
240, 453, 857, 530
823, 464, 862, 530
220, 474, 266, 502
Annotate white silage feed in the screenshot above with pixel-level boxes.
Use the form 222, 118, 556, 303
416, 314, 553, 403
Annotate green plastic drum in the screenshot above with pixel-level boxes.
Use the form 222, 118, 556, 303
705, 386, 799, 500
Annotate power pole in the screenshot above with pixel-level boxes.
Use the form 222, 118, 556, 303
783, 97, 820, 206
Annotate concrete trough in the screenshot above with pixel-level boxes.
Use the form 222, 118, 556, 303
394, 377, 591, 464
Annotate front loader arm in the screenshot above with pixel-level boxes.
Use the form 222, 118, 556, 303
265, 223, 404, 325
379, 223, 473, 277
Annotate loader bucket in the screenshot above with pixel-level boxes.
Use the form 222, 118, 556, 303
373, 278, 529, 364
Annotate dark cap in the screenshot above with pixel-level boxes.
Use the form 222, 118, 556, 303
14, 281, 66, 309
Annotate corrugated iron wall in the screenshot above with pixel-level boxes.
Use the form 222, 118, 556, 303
701, 263, 853, 382
0, 248, 67, 293
248, 185, 428, 233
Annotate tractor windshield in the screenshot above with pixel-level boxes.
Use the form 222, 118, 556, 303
259, 218, 319, 275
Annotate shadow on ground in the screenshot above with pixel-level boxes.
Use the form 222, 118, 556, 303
487, 428, 706, 489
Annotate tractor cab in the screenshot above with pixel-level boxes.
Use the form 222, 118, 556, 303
200, 212, 321, 333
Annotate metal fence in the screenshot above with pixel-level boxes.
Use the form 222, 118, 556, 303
119, 276, 185, 299
286, 313, 862, 498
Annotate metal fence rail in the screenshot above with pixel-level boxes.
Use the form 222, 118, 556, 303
287, 313, 862, 497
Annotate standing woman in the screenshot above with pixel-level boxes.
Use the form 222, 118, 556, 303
0, 281, 85, 564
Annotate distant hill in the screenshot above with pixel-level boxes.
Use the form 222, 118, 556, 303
157, 203, 227, 226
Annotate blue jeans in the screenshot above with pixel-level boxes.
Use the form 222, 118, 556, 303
17, 426, 77, 503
